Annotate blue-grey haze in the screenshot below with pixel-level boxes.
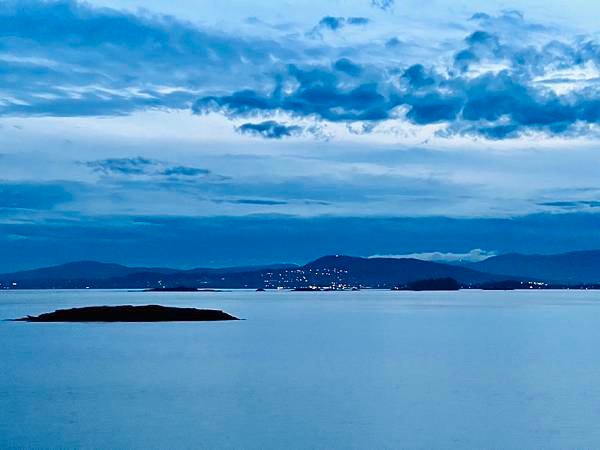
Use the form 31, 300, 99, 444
3, 213, 600, 272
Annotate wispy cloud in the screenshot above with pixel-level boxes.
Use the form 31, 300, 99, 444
227, 198, 289, 205
161, 166, 211, 177
0, 0, 294, 116
84, 157, 213, 179
85, 157, 156, 175
370, 249, 497, 262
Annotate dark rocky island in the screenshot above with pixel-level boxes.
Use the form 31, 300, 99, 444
14, 305, 240, 322
393, 278, 461, 291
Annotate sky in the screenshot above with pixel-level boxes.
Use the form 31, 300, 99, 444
2, 0, 600, 270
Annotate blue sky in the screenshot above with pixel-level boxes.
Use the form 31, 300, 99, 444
2, 0, 600, 270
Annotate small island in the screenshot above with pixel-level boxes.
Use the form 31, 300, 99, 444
393, 278, 461, 291
145, 287, 223, 292
14, 305, 240, 322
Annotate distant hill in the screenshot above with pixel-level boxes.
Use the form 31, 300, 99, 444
466, 250, 600, 283
0, 261, 299, 282
184, 263, 299, 274
9, 251, 600, 289
303, 255, 498, 287
0, 261, 179, 282
0, 255, 500, 289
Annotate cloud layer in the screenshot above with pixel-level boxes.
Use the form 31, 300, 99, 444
1, 1, 600, 140
0, 0, 293, 116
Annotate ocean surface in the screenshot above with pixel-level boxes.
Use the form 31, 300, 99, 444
2, 289, 600, 449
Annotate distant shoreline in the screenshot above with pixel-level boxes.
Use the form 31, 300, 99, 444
4, 285, 600, 292
3, 252, 600, 290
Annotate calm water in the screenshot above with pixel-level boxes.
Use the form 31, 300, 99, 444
2, 289, 600, 449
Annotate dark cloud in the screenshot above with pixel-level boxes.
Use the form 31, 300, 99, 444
229, 198, 288, 205
334, 58, 363, 76
85, 157, 213, 178
404, 91, 463, 125
195, 64, 391, 122
454, 31, 504, 71
385, 37, 403, 48
539, 200, 600, 209
466, 30, 499, 47
314, 16, 370, 32
237, 121, 303, 139
445, 71, 591, 138
86, 157, 156, 175
371, 0, 394, 11
196, 8, 600, 140
402, 64, 436, 88
196, 33, 600, 139
347, 17, 370, 26
319, 16, 345, 31
470, 13, 491, 21
161, 166, 211, 177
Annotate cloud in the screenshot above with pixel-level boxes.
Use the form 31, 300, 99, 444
195, 63, 391, 122
228, 198, 288, 205
195, 32, 600, 139
85, 157, 212, 178
454, 31, 503, 71
370, 249, 497, 262
347, 17, 370, 26
319, 16, 345, 31
308, 15, 370, 38
371, 0, 394, 11
0, 0, 293, 116
385, 37, 403, 48
402, 64, 435, 88
334, 58, 363, 76
237, 121, 303, 139
2, 1, 600, 141
161, 166, 211, 177
315, 16, 370, 31
468, 10, 550, 36
538, 200, 600, 210
85, 157, 156, 175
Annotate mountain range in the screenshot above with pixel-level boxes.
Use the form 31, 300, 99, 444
463, 250, 600, 284
2, 250, 600, 289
